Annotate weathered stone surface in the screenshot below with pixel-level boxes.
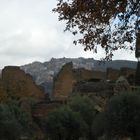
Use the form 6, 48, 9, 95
53, 62, 74, 99
120, 67, 135, 77
73, 81, 113, 97
0, 66, 46, 139
33, 102, 62, 117
0, 79, 7, 102
73, 68, 105, 82
53, 62, 106, 99
53, 62, 136, 105
106, 67, 136, 84
0, 66, 44, 101
0, 70, 1, 78
106, 68, 120, 81
120, 67, 135, 85
21, 58, 137, 95
72, 80, 114, 111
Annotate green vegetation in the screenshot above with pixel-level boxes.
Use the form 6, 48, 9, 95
45, 96, 99, 140
45, 106, 87, 140
45, 92, 140, 140
1, 90, 140, 140
0, 100, 34, 140
68, 96, 98, 139
104, 93, 140, 140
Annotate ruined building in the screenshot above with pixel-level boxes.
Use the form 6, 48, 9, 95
53, 62, 136, 100
0, 66, 44, 102
53, 62, 106, 99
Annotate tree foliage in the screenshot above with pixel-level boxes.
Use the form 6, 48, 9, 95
53, 0, 140, 60
68, 96, 98, 139
68, 96, 97, 126
0, 100, 32, 140
45, 106, 87, 140
104, 93, 140, 139
92, 112, 105, 139
45, 96, 99, 140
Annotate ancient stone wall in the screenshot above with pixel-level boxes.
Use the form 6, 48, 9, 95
106, 68, 120, 81
53, 62, 74, 99
106, 67, 136, 82
0, 79, 7, 102
73, 68, 105, 82
120, 67, 136, 85
0, 66, 44, 101
53, 62, 136, 99
120, 67, 135, 77
53, 63, 106, 98
33, 102, 61, 117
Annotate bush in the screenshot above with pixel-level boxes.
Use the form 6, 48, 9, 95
104, 93, 140, 139
92, 112, 105, 139
68, 96, 97, 126
45, 106, 87, 140
0, 100, 32, 140
68, 96, 98, 140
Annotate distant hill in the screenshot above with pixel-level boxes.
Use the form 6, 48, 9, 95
21, 58, 137, 94
93, 60, 137, 71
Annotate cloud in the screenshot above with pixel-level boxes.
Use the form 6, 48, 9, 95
0, 0, 137, 69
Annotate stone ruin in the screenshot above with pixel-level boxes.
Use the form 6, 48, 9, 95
47, 62, 136, 113
53, 62, 106, 100
0, 66, 46, 139
53, 62, 136, 100
0, 66, 44, 102
0, 64, 135, 114
0, 64, 137, 139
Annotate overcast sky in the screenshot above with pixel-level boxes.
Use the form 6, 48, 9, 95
0, 0, 137, 69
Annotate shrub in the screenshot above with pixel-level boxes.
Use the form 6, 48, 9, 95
45, 106, 87, 140
104, 93, 140, 139
0, 100, 32, 140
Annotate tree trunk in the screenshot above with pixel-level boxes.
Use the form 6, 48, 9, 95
135, 61, 140, 86
135, 31, 140, 86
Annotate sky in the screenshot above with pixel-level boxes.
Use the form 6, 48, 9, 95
0, 0, 137, 69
